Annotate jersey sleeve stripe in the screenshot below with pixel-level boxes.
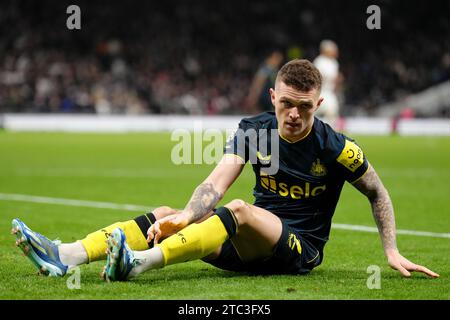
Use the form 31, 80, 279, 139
349, 163, 371, 184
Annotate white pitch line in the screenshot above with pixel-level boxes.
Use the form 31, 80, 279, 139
0, 193, 152, 212
1, 192, 449, 239
331, 223, 450, 239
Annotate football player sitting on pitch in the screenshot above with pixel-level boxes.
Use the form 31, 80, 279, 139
12, 59, 439, 280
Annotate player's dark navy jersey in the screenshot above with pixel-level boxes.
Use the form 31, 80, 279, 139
224, 112, 369, 257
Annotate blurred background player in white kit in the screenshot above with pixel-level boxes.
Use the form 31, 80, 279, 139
313, 40, 343, 129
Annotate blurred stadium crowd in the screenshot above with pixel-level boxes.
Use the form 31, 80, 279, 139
0, 0, 449, 116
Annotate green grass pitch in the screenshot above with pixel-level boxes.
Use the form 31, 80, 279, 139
0, 131, 449, 299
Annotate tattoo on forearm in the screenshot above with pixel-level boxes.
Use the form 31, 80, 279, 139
353, 168, 397, 251
184, 182, 223, 223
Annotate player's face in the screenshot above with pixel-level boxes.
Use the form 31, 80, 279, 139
270, 82, 323, 141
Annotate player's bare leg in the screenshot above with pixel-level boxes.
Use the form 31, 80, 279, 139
103, 201, 283, 281
204, 199, 283, 262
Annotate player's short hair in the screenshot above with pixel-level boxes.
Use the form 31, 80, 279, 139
276, 59, 322, 92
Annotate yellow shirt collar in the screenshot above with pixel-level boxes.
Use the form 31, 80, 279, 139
278, 125, 313, 144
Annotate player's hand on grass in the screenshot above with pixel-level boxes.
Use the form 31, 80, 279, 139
386, 249, 439, 278
147, 213, 189, 244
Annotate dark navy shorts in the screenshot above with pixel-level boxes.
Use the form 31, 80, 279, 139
206, 220, 322, 275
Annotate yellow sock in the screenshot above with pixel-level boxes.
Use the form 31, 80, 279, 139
80, 220, 148, 263
157, 215, 228, 266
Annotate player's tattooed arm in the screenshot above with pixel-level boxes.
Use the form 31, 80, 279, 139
352, 166, 397, 251
352, 166, 439, 278
183, 182, 224, 223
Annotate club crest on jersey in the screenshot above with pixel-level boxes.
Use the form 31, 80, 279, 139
256, 151, 271, 165
310, 159, 327, 177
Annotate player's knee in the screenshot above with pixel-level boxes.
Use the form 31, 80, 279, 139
225, 199, 252, 226
225, 199, 247, 213
201, 246, 222, 262
153, 206, 177, 220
